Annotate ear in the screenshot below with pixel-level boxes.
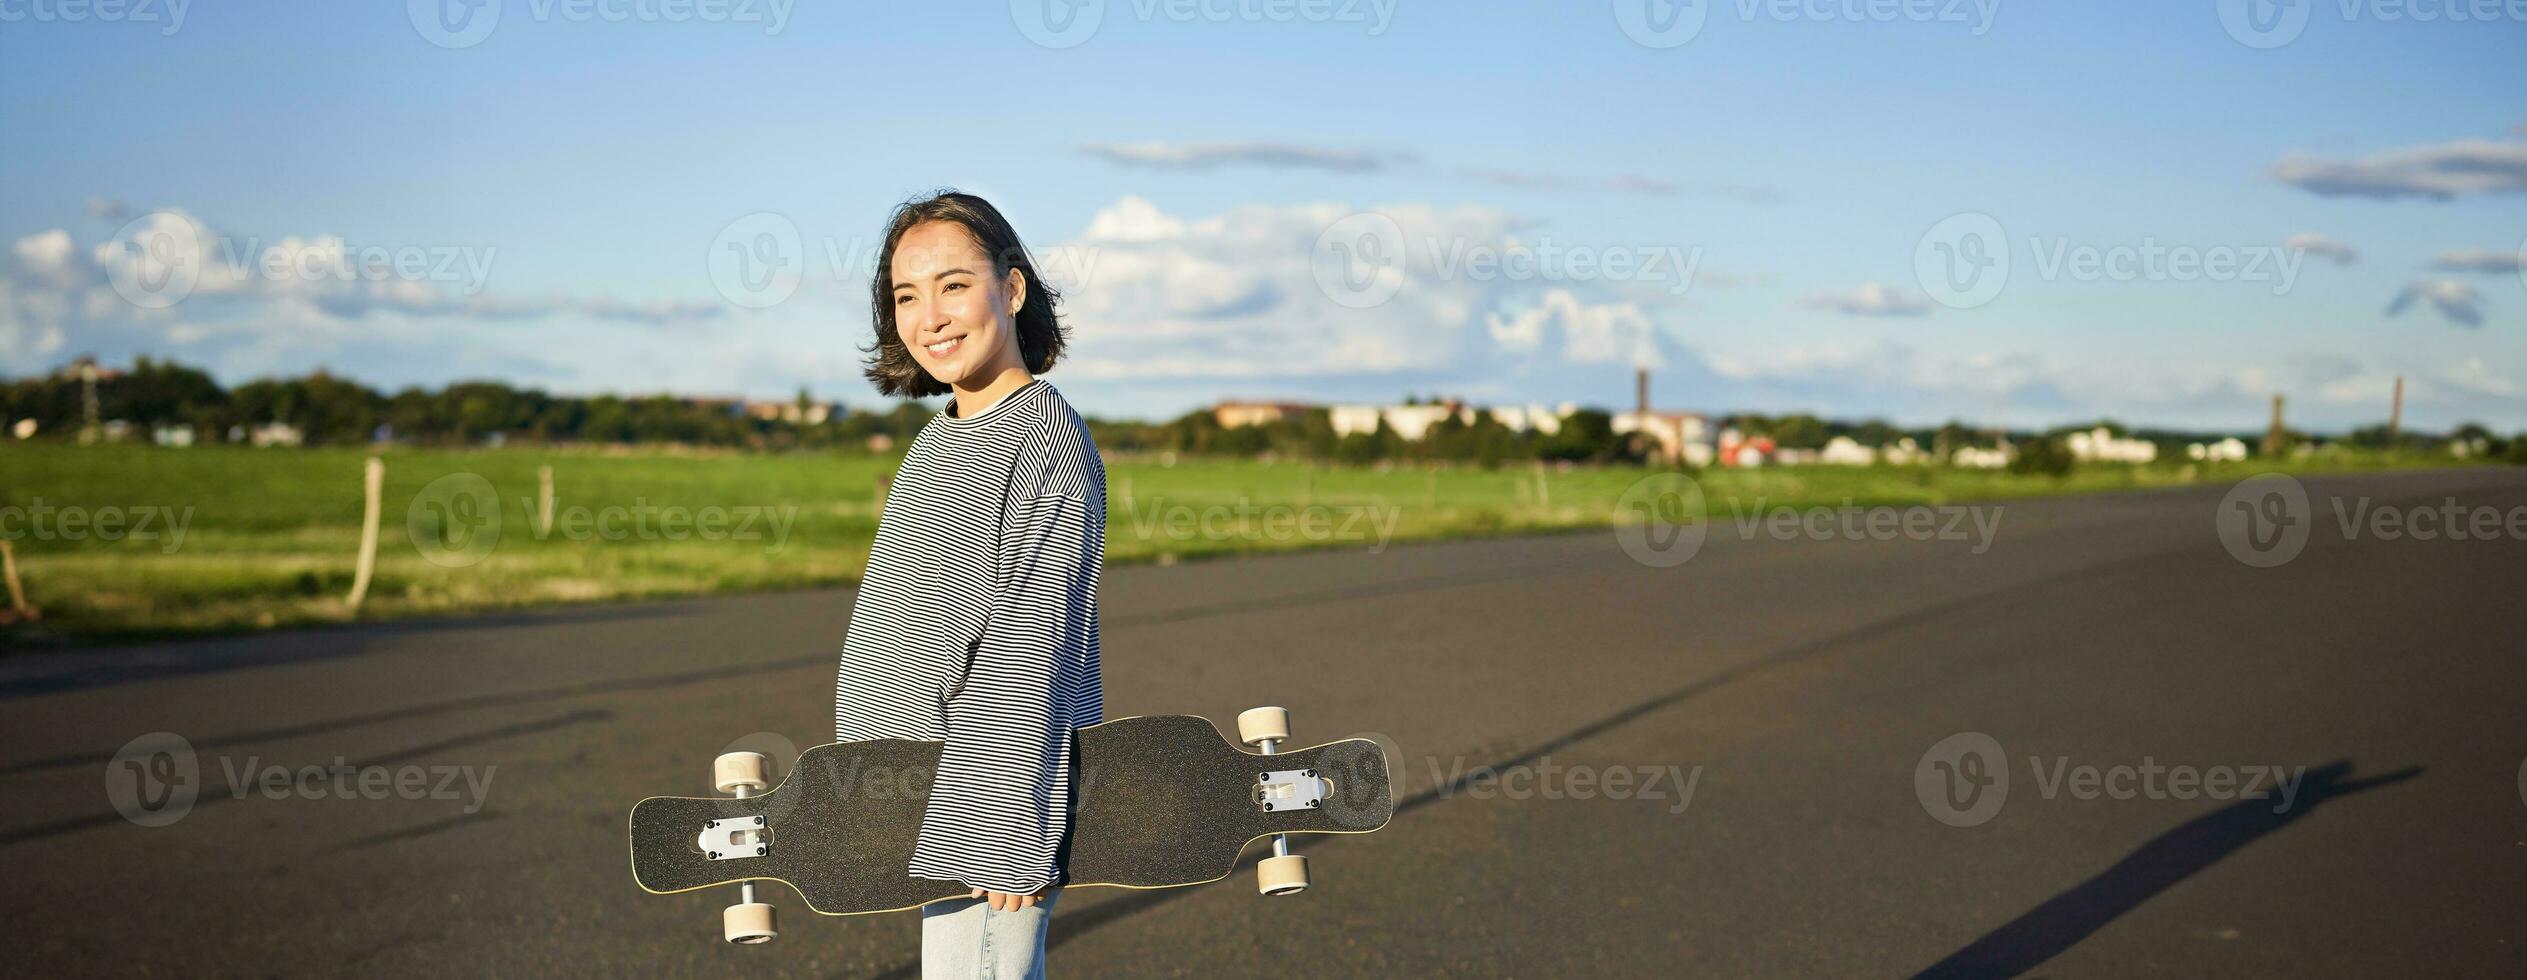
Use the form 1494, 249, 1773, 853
1003, 266, 1028, 317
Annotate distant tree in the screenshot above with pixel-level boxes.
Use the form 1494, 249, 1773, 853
2007, 436, 2075, 478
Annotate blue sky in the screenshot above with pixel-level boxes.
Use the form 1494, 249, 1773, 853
2, 0, 2521, 431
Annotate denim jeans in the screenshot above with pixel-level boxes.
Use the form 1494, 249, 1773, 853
920, 889, 1059, 979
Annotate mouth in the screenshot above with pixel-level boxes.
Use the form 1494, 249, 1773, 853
924, 336, 964, 358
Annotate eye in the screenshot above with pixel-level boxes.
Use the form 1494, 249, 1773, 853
943, 282, 965, 292
894, 293, 912, 305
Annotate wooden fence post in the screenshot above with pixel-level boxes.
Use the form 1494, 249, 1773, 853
346, 457, 384, 611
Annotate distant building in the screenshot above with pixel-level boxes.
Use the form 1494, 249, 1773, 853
1614, 410, 1713, 466
1819, 436, 1875, 466
1488, 403, 1578, 437
1330, 401, 1476, 441
1951, 445, 2009, 468
2185, 437, 2248, 462
11, 418, 35, 440
2064, 426, 2158, 464
152, 425, 196, 448
744, 399, 841, 425
1716, 428, 1777, 467
1212, 401, 1316, 428
248, 421, 305, 448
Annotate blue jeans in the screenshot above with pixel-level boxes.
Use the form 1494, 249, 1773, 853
920, 889, 1059, 979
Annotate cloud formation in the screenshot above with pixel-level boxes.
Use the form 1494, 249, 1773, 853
1800, 282, 1931, 317
2268, 138, 2527, 200
2431, 248, 2523, 274
2284, 232, 2358, 266
2384, 279, 2484, 327
1077, 141, 1414, 173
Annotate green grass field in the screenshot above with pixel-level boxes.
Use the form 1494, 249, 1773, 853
0, 442, 2467, 642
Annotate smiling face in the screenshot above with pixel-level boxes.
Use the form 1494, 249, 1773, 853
890, 220, 1027, 390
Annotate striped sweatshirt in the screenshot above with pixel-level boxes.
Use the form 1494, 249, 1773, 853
832, 377, 1106, 894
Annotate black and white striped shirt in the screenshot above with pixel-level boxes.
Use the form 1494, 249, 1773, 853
832, 377, 1106, 894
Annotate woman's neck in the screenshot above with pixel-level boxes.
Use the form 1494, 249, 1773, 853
949, 366, 1035, 420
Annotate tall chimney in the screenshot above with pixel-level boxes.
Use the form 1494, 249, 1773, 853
2261, 393, 2287, 458
2388, 375, 2404, 442
1635, 366, 1650, 418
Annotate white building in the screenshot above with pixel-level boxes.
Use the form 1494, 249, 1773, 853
1330, 403, 1480, 441
1614, 410, 1714, 466
2065, 426, 2158, 464
1951, 445, 2010, 469
2186, 437, 2248, 462
1818, 436, 1876, 466
1488, 403, 1578, 437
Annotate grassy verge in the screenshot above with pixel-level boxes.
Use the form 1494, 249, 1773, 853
0, 442, 2475, 644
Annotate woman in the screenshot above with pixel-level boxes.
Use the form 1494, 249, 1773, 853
831, 191, 1105, 978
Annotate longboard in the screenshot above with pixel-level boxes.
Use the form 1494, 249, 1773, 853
629, 712, 1393, 931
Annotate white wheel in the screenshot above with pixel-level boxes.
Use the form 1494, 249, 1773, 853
723, 902, 777, 944
1258, 853, 1310, 896
714, 752, 769, 795
1237, 706, 1290, 747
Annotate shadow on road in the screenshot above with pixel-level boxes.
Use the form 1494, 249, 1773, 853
1911, 760, 2423, 979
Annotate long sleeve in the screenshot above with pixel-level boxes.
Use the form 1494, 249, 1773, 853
905, 490, 1105, 893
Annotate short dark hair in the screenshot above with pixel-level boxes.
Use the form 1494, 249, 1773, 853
863, 190, 1069, 398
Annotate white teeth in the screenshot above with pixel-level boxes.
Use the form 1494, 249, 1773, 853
926, 339, 959, 355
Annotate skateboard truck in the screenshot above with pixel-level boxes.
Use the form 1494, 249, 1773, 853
712, 752, 779, 944
1236, 706, 1314, 897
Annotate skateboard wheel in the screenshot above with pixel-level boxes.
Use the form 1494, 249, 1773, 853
1237, 706, 1290, 747
723, 902, 777, 944
1257, 853, 1310, 896
714, 752, 770, 795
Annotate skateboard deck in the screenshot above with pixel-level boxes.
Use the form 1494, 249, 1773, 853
629, 714, 1394, 915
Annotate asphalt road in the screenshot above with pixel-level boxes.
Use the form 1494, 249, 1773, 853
5, 467, 2523, 977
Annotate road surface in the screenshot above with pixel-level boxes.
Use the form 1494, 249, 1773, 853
4, 467, 2522, 977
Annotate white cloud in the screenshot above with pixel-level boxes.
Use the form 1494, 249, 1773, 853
1484, 289, 1662, 368
2385, 279, 2485, 327
1078, 141, 1412, 173
2284, 232, 2357, 266
1048, 197, 1534, 380
2268, 138, 2527, 200
2432, 248, 2524, 274
1800, 282, 1932, 317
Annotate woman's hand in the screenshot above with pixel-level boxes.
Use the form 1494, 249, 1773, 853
968, 886, 1051, 912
